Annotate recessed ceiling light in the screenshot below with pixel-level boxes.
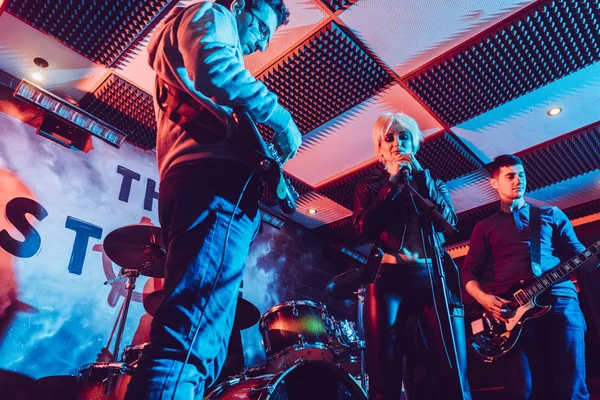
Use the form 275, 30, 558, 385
308, 208, 318, 214
547, 107, 562, 116
32, 57, 49, 82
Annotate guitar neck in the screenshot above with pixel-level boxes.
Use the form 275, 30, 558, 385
514, 240, 600, 305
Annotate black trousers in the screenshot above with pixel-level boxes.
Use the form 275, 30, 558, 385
363, 263, 470, 400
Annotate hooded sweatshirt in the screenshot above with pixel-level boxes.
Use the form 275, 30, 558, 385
147, 1, 293, 179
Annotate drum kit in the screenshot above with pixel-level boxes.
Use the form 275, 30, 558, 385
74, 224, 370, 399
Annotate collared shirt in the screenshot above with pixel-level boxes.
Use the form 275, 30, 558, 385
147, 1, 293, 178
461, 203, 586, 298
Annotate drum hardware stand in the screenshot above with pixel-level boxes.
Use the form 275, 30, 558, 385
354, 286, 368, 393
102, 267, 140, 395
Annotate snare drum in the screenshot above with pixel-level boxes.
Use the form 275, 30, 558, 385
205, 360, 366, 399
77, 362, 131, 400
259, 300, 335, 372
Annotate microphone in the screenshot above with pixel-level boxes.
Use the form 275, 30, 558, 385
400, 165, 411, 181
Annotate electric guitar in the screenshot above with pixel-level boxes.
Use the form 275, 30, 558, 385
465, 239, 600, 362
232, 108, 299, 215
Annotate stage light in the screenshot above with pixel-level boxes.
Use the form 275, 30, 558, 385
547, 107, 562, 116
308, 208, 318, 214
14, 80, 127, 148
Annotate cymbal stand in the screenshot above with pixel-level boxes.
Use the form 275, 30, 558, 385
104, 267, 142, 363
355, 286, 368, 393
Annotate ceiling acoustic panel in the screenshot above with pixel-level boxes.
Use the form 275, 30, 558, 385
416, 131, 483, 183
258, 21, 395, 135
564, 198, 600, 221
6, 0, 173, 67
317, 161, 381, 211
405, 0, 600, 127
519, 122, 600, 191
80, 74, 156, 149
320, 0, 357, 13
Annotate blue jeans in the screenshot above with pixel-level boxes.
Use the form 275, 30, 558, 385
125, 160, 261, 400
504, 295, 589, 400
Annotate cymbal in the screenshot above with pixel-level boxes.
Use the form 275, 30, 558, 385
143, 290, 260, 330
234, 297, 260, 330
326, 268, 364, 300
104, 225, 166, 278
143, 290, 163, 317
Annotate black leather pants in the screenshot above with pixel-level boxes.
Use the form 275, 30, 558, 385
363, 263, 471, 400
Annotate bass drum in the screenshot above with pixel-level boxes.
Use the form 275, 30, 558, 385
205, 360, 366, 399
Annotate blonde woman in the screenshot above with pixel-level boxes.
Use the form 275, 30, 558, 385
353, 112, 470, 400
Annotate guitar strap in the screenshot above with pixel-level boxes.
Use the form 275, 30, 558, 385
529, 204, 542, 277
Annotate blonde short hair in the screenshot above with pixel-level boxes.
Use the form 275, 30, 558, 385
372, 112, 423, 164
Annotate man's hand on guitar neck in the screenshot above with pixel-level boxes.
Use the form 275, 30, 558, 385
273, 119, 302, 163
466, 280, 511, 323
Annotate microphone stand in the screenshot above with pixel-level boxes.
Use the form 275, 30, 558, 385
401, 170, 469, 400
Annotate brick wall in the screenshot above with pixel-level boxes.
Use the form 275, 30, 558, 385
249, 218, 357, 322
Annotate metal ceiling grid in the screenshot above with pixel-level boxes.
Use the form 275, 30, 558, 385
6, 0, 172, 67
405, 0, 600, 127
81, 74, 156, 149
258, 22, 395, 135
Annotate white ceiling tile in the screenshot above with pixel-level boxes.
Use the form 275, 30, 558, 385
284, 84, 441, 187
453, 62, 600, 163
340, 0, 534, 77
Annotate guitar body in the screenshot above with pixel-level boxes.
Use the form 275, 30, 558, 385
465, 275, 552, 362
232, 108, 298, 215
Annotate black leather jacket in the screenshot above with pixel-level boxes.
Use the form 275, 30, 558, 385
353, 168, 462, 306
353, 168, 457, 253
